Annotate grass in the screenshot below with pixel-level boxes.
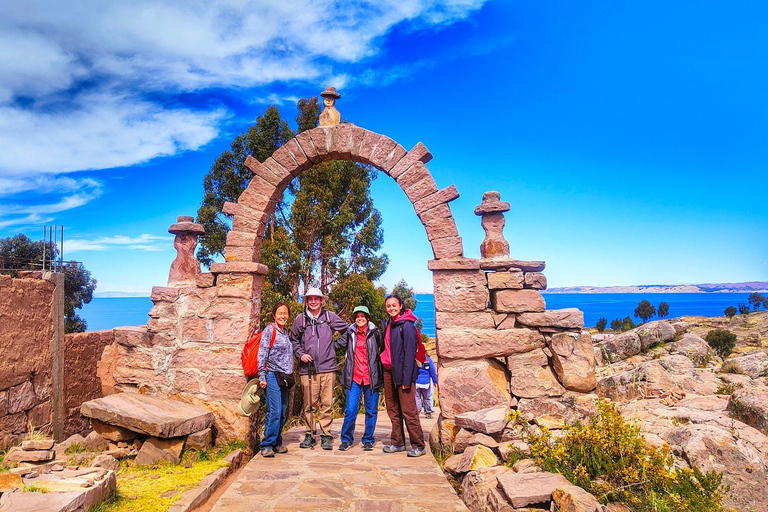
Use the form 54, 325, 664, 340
65, 442, 86, 455
24, 426, 53, 441
94, 443, 242, 512
23, 484, 48, 493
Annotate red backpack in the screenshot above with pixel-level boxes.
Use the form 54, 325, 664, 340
241, 324, 277, 378
415, 328, 427, 367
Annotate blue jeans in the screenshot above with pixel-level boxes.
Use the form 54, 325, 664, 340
262, 371, 289, 448
340, 381, 379, 445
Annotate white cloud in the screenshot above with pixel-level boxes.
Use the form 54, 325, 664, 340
66, 234, 173, 253
0, 0, 487, 220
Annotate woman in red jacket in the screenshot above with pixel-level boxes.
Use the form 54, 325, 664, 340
380, 294, 425, 457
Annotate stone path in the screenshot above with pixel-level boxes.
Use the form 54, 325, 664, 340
211, 412, 467, 512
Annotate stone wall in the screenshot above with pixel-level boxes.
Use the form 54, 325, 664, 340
0, 273, 56, 449
63, 330, 115, 438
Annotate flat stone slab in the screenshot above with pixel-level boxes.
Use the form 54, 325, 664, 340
81, 393, 214, 438
455, 406, 509, 435
497, 471, 570, 508
0, 467, 116, 512
210, 413, 467, 511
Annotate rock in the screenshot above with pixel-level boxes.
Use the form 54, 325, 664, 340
453, 429, 473, 453
547, 331, 597, 392
491, 289, 546, 314
665, 423, 768, 512
721, 351, 768, 379
668, 332, 711, 367
507, 349, 565, 399
518, 394, 599, 427
437, 327, 545, 359
54, 434, 86, 458
2, 446, 54, 463
134, 436, 185, 466
670, 321, 690, 335
0, 472, 23, 492
605, 504, 632, 512
438, 359, 512, 419
469, 432, 499, 450
91, 418, 140, 442
456, 444, 498, 473
498, 441, 528, 463
21, 440, 54, 451
80, 392, 214, 438
186, 428, 213, 451
443, 454, 464, 475
596, 331, 640, 363
91, 454, 120, 472
512, 458, 540, 473
729, 387, 768, 435
455, 406, 509, 435
524, 272, 547, 290
432, 270, 489, 313
435, 311, 495, 330
496, 471, 571, 508
461, 466, 514, 512
551, 484, 603, 512
486, 270, 524, 290
7, 381, 36, 414
82, 431, 109, 452
534, 414, 566, 429
635, 321, 676, 350
517, 309, 584, 329
597, 355, 721, 402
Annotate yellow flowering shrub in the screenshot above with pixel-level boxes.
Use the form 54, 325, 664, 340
524, 401, 731, 512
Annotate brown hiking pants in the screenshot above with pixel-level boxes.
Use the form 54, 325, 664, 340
383, 368, 424, 449
300, 371, 335, 436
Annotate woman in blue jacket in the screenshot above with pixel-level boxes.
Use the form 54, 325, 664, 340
380, 294, 425, 457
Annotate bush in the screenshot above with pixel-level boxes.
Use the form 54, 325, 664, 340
705, 329, 737, 358
526, 401, 729, 511
724, 306, 737, 319
610, 318, 622, 332
596, 318, 607, 333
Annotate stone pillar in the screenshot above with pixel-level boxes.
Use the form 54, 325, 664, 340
167, 216, 205, 287
474, 191, 510, 260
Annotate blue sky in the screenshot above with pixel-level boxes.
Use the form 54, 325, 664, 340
1, 0, 766, 295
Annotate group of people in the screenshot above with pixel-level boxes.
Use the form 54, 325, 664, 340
255, 287, 436, 459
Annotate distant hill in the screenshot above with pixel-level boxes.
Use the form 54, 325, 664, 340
94, 291, 150, 298
547, 281, 768, 293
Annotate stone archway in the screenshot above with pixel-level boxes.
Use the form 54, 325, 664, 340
214, 123, 462, 287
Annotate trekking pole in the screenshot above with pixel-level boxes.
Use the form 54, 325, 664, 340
306, 361, 316, 450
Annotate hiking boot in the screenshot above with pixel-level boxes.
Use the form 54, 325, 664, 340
261, 447, 275, 458
407, 447, 426, 457
425, 413, 433, 419
362, 442, 374, 451
321, 435, 333, 450
273, 445, 288, 454
338, 442, 351, 451
299, 434, 317, 449
382, 444, 406, 453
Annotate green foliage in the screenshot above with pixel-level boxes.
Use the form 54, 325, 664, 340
634, 300, 656, 324
0, 234, 96, 333
622, 316, 636, 331
64, 442, 86, 455
389, 279, 425, 331
327, 273, 386, 323
196, 99, 388, 322
738, 303, 750, 315
22, 484, 47, 493
724, 306, 737, 319
595, 317, 607, 333
706, 329, 737, 358
610, 318, 621, 332
658, 301, 669, 319
748, 292, 766, 311
526, 401, 730, 511
715, 382, 743, 395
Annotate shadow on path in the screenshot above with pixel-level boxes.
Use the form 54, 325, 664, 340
210, 410, 467, 511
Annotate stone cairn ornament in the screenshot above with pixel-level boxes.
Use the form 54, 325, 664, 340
475, 191, 510, 259
167, 216, 204, 287
319, 86, 341, 126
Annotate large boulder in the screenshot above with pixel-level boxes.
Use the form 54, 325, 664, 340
595, 331, 641, 363
455, 406, 509, 435
721, 351, 768, 379
635, 321, 676, 350
497, 471, 571, 509
507, 349, 565, 399
597, 355, 721, 402
667, 332, 712, 367
461, 466, 515, 512
547, 331, 597, 392
517, 393, 599, 427
551, 484, 603, 512
729, 386, 768, 435
438, 359, 512, 419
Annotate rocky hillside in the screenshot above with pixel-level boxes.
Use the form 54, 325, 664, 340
549, 281, 768, 293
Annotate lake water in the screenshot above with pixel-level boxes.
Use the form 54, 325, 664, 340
81, 292, 754, 337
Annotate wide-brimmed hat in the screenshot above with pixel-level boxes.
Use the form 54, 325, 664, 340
320, 86, 340, 99
303, 287, 327, 299
352, 305, 370, 318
